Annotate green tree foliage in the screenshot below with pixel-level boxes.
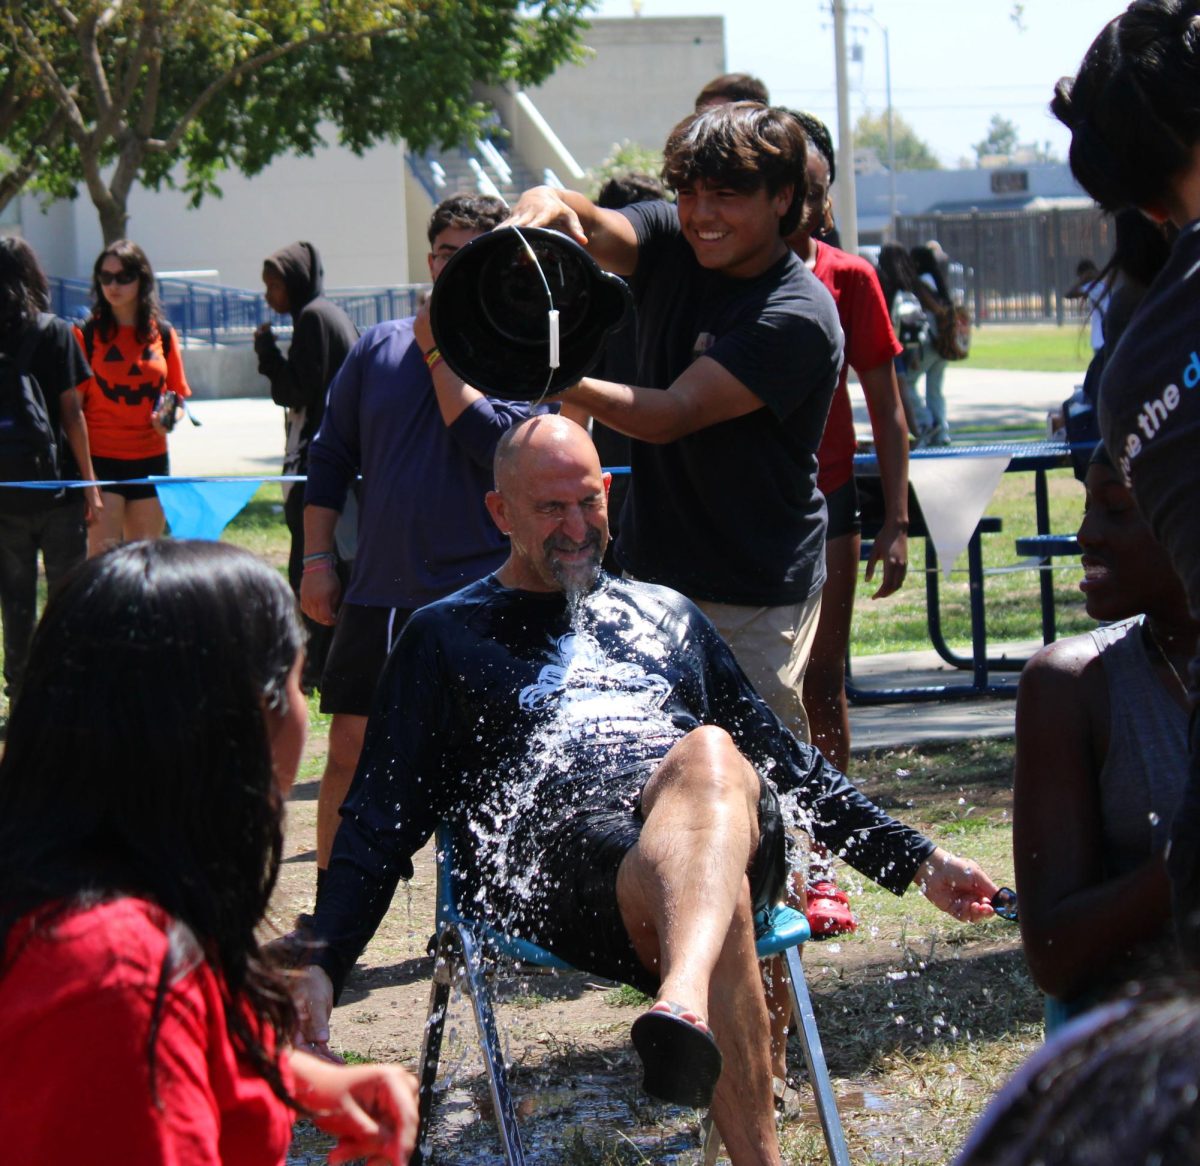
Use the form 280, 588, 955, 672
973, 114, 1020, 162
0, 1, 593, 242
853, 109, 940, 171
587, 140, 663, 200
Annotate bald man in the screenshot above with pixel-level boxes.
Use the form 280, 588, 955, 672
298, 416, 998, 1165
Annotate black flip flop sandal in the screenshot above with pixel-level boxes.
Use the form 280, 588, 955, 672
630, 1001, 723, 1109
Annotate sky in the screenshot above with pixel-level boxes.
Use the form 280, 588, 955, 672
590, 0, 1124, 167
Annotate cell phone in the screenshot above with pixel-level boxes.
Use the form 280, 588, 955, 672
154, 390, 180, 433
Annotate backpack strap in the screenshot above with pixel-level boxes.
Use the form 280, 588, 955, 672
80, 317, 96, 365
912, 281, 946, 316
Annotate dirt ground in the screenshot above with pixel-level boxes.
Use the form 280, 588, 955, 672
273, 741, 1037, 1165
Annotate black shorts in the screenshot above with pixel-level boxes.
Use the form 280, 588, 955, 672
491, 765, 788, 994
92, 453, 169, 503
320, 602, 415, 716
824, 476, 862, 541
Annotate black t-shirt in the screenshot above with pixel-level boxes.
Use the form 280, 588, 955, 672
612, 200, 844, 606
1100, 219, 1200, 688
313, 573, 933, 993
0, 314, 91, 481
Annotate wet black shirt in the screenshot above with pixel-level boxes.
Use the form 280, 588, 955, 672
313, 574, 934, 993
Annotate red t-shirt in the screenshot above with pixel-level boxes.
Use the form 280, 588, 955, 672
808, 241, 903, 494
75, 322, 191, 460
0, 897, 292, 1165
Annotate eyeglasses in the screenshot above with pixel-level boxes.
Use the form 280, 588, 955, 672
98, 269, 138, 287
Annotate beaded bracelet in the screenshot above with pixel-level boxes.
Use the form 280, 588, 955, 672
423, 346, 444, 372
302, 551, 335, 565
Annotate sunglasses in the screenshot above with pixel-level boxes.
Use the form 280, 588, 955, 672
991, 887, 1019, 923
98, 269, 138, 287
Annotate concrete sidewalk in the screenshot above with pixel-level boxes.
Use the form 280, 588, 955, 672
846, 642, 1033, 753
173, 367, 1084, 477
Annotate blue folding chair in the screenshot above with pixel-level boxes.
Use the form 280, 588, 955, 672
413, 826, 851, 1166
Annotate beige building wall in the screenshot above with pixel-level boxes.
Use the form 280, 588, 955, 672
16, 129, 411, 289
529, 16, 725, 172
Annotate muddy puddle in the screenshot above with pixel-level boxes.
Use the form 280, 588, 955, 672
284, 967, 899, 1163
288, 1070, 894, 1164
288, 1068, 708, 1164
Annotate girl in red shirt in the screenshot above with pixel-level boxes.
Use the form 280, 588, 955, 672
77, 240, 190, 556
0, 541, 418, 1165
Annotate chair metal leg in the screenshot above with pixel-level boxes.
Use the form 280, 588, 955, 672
699, 1113, 722, 1165
700, 945, 850, 1166
413, 924, 527, 1166
783, 945, 851, 1166
457, 924, 527, 1166
412, 927, 459, 1166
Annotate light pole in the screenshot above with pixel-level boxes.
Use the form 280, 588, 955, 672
831, 0, 859, 253
858, 9, 898, 237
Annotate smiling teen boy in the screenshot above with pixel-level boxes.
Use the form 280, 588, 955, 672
504, 102, 843, 744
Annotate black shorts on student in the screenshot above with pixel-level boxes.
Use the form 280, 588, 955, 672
92, 453, 169, 503
486, 764, 788, 993
320, 602, 416, 716
824, 476, 862, 541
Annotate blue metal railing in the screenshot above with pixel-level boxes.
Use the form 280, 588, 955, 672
49, 276, 429, 347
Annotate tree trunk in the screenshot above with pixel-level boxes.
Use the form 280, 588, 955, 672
0, 164, 34, 219
98, 198, 129, 245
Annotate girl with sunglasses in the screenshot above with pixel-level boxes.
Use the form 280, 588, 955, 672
76, 240, 191, 555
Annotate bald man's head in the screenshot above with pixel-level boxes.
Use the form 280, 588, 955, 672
487, 415, 611, 595
493, 414, 601, 489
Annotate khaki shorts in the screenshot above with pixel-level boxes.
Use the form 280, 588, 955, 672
693, 591, 823, 743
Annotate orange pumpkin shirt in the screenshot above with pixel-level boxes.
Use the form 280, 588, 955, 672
75, 322, 191, 460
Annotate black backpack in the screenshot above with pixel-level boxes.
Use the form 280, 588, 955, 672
0, 314, 62, 512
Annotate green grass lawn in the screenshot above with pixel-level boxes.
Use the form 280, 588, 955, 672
0, 463, 1087, 723
221, 482, 291, 564
220, 474, 1090, 662
852, 466, 1089, 656
966, 322, 1094, 372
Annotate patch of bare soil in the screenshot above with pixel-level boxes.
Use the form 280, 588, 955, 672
272, 763, 1038, 1165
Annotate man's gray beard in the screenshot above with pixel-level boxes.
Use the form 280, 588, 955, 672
547, 545, 603, 605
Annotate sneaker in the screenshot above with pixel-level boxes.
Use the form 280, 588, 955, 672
805, 880, 857, 939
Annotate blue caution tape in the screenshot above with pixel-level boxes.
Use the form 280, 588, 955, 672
0, 467, 632, 542
0, 475, 305, 541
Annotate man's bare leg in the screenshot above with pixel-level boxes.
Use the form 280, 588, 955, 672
316, 712, 367, 871
615, 726, 780, 1166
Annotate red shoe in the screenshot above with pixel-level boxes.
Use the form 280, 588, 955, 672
806, 880, 857, 938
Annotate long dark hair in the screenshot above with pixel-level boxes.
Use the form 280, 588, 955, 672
877, 242, 920, 308
911, 245, 952, 303
90, 238, 163, 344
0, 236, 50, 346
1051, 0, 1200, 213
0, 540, 304, 1102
